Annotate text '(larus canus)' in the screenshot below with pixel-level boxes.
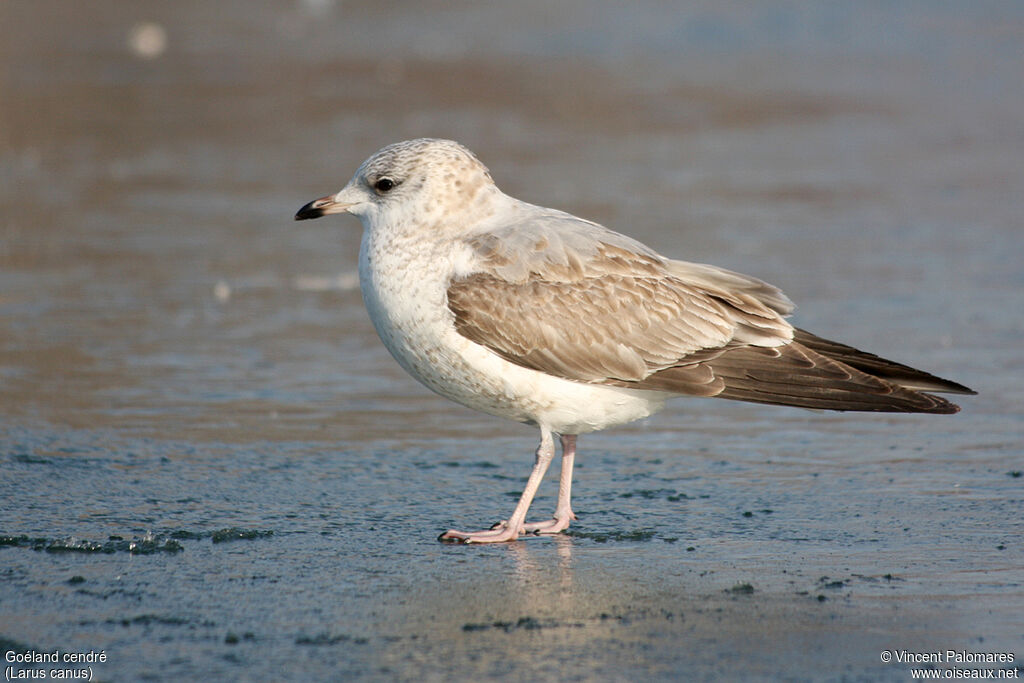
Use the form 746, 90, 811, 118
295, 138, 975, 544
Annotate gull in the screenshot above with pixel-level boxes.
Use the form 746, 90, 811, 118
295, 138, 975, 544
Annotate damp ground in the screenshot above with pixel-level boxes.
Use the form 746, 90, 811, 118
2, 2, 1022, 681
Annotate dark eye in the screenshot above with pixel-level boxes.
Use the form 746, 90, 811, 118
374, 177, 395, 193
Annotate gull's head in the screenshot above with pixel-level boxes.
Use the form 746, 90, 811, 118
295, 138, 501, 233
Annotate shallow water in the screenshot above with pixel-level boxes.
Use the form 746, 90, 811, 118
2, 2, 1023, 681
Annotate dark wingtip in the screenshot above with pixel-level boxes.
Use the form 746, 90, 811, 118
924, 378, 977, 396
294, 200, 325, 221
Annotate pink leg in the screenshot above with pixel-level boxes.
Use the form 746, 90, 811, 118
438, 429, 556, 544
523, 434, 578, 535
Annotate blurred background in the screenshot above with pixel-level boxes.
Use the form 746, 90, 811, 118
1, 2, 1022, 681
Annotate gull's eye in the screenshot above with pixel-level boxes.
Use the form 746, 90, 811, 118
374, 177, 396, 194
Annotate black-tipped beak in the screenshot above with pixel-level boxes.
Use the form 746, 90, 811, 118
295, 192, 358, 221
295, 195, 334, 221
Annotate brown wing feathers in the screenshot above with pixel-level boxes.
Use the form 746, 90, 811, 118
699, 341, 964, 414
448, 270, 972, 415
790, 328, 975, 395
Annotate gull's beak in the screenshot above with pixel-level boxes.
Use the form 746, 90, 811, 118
294, 194, 354, 221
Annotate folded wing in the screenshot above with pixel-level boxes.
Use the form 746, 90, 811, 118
448, 213, 972, 414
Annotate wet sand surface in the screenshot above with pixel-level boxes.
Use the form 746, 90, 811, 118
2, 2, 1022, 680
